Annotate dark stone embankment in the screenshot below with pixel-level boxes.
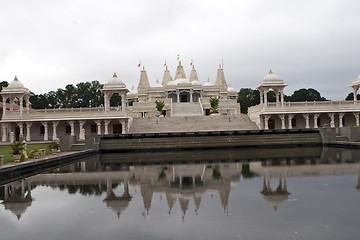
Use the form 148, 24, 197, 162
0, 149, 97, 185
99, 129, 322, 153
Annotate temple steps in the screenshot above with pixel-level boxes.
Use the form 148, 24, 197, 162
171, 102, 203, 116
129, 115, 259, 134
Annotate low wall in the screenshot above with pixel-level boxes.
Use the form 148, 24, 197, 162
99, 129, 322, 152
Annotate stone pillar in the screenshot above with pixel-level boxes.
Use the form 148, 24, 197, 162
104, 120, 111, 135
95, 120, 102, 135
279, 115, 285, 129
288, 114, 294, 129
104, 93, 110, 112
338, 113, 345, 128
41, 122, 48, 140
52, 121, 59, 140
353, 87, 358, 103
121, 94, 126, 112
68, 121, 75, 136
275, 90, 280, 106
10, 98, 14, 111
2, 124, 7, 142
176, 90, 180, 103
25, 96, 30, 112
79, 120, 86, 140
260, 90, 263, 104
264, 115, 270, 130
303, 114, 310, 128
19, 96, 23, 116
16, 122, 24, 138
264, 89, 268, 106
354, 112, 360, 126
2, 97, 7, 118
328, 113, 335, 128
26, 122, 33, 141
313, 114, 320, 129
120, 120, 126, 134
280, 89, 284, 106
190, 89, 193, 103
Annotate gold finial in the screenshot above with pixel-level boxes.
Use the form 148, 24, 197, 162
166, 65, 168, 70
143, 66, 145, 71
269, 69, 273, 74
192, 65, 195, 70
207, 77, 210, 82
219, 64, 221, 69
179, 60, 181, 66
113, 72, 117, 78
14, 76, 18, 80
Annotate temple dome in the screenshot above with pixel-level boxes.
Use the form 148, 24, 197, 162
153, 79, 163, 88
7, 76, 26, 89
175, 78, 190, 85
127, 86, 137, 97
167, 80, 176, 86
227, 84, 236, 93
352, 74, 360, 86
263, 70, 280, 82
204, 78, 214, 86
192, 80, 201, 86
105, 73, 126, 88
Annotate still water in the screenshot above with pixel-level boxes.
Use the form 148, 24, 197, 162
1, 147, 360, 240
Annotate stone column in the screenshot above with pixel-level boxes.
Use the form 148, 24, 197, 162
2, 124, 7, 142
104, 93, 110, 112
328, 113, 335, 128
280, 89, 284, 106
68, 121, 75, 136
353, 87, 358, 103
120, 120, 126, 134
190, 89, 193, 103
264, 115, 270, 130
26, 122, 33, 141
279, 115, 285, 129
10, 97, 14, 111
95, 120, 102, 134
303, 114, 310, 128
41, 122, 48, 140
79, 120, 86, 140
121, 94, 126, 112
260, 90, 263, 104
338, 113, 345, 128
2, 97, 7, 118
104, 120, 111, 135
354, 112, 360, 126
25, 96, 30, 112
275, 90, 280, 106
19, 96, 23, 116
313, 114, 320, 129
176, 90, 180, 103
264, 89, 268, 106
287, 114, 294, 129
52, 121, 59, 140
16, 122, 24, 138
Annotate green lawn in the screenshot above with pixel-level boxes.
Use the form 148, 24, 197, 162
0, 143, 52, 164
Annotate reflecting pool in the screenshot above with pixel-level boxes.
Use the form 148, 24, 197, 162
1, 147, 360, 240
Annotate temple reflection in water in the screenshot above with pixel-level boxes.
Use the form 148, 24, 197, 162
1, 147, 360, 222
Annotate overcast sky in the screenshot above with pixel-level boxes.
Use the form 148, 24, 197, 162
1, 0, 359, 100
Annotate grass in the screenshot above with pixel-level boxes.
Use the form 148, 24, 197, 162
0, 143, 52, 164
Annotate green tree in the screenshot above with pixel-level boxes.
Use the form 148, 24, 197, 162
345, 92, 360, 101
237, 88, 260, 113
209, 97, 219, 113
155, 100, 165, 112
0, 81, 8, 102
290, 88, 326, 102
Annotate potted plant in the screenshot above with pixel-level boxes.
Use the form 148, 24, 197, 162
209, 97, 219, 114
29, 149, 42, 159
155, 100, 165, 116
10, 141, 25, 162
49, 139, 61, 154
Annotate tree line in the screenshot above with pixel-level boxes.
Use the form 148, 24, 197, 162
237, 88, 328, 113
0, 80, 355, 113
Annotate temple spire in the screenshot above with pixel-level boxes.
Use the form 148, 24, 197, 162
162, 64, 173, 86
175, 60, 186, 80
189, 64, 199, 82
215, 64, 228, 90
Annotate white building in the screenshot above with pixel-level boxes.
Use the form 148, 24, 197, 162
0, 61, 240, 142
248, 71, 360, 130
